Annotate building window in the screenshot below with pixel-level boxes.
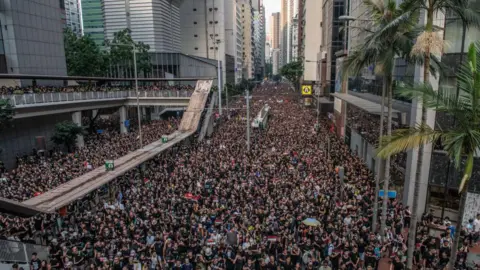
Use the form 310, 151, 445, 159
209, 21, 213, 24
209, 8, 213, 11
214, 7, 218, 11
194, 21, 197, 24
215, 21, 218, 24
195, 47, 198, 50
210, 47, 214, 49
194, 34, 198, 37
193, 8, 197, 11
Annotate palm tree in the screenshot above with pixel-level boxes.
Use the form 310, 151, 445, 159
342, 0, 420, 238
377, 42, 480, 270
398, 1, 480, 269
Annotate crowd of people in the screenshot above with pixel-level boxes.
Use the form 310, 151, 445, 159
0, 85, 195, 95
346, 105, 407, 184
0, 117, 180, 201
0, 84, 478, 270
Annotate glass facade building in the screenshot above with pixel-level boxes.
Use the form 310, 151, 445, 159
81, 0, 105, 46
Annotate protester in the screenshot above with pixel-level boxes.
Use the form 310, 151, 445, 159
0, 83, 477, 270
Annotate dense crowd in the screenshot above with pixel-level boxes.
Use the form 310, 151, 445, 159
0, 85, 194, 95
0, 118, 180, 201
346, 105, 407, 183
0, 84, 478, 270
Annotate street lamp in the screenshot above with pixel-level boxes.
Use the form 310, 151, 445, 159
112, 43, 143, 148
210, 34, 223, 116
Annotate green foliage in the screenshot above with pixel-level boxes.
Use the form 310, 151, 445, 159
0, 99, 14, 130
64, 29, 109, 77
377, 41, 480, 194
51, 121, 85, 152
106, 29, 152, 77
280, 61, 303, 89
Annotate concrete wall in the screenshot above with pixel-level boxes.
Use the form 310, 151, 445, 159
0, 113, 71, 168
349, 130, 377, 172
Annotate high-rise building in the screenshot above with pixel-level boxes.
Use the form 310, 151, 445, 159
297, 0, 305, 59
280, 0, 299, 67
225, 0, 244, 83
180, 0, 228, 82
103, 0, 181, 53
64, 0, 82, 36
0, 0, 67, 81
239, 0, 254, 79
302, 0, 323, 83
253, 2, 266, 80
81, 0, 105, 46
270, 12, 281, 74
321, 0, 346, 93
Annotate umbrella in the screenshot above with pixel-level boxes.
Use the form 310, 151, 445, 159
302, 218, 320, 227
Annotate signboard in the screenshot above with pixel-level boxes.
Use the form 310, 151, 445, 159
304, 98, 312, 106
105, 160, 114, 171
162, 135, 168, 143
124, 120, 130, 127
378, 190, 397, 198
301, 85, 312, 96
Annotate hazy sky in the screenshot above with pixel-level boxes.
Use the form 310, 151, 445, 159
264, 0, 281, 34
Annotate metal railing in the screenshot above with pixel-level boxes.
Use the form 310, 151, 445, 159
0, 239, 48, 264
1, 90, 194, 106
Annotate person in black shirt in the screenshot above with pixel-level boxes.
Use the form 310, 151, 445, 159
30, 252, 41, 270
391, 256, 404, 270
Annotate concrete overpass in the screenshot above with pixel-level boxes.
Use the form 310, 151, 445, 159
2, 90, 193, 119
0, 80, 214, 216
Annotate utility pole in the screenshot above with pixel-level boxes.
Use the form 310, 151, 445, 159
133, 45, 143, 149
245, 89, 251, 152
225, 84, 229, 113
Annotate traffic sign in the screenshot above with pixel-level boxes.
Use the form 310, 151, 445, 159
378, 190, 397, 198
301, 85, 312, 95
105, 160, 114, 171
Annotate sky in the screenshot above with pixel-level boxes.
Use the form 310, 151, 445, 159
263, 0, 281, 35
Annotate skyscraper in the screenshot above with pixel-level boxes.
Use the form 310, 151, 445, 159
0, 0, 67, 80
270, 12, 281, 74
81, 0, 105, 46
64, 0, 82, 36
103, 0, 181, 53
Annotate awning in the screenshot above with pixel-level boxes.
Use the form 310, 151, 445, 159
332, 93, 399, 114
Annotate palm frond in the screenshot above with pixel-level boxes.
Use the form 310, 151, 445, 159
376, 124, 442, 158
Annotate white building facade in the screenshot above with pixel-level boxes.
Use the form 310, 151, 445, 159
103, 0, 182, 53
64, 0, 82, 36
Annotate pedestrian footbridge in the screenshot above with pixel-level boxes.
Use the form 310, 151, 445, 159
0, 80, 213, 216
1, 90, 193, 118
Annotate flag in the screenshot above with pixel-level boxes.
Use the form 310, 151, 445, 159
330, 124, 335, 133
215, 219, 222, 225
207, 239, 216, 245
267, 236, 278, 242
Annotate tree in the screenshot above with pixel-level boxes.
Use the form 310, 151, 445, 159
0, 99, 14, 130
64, 29, 110, 77
51, 121, 85, 152
107, 29, 152, 78
396, 1, 480, 268
280, 61, 303, 91
377, 42, 480, 270
342, 0, 421, 238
